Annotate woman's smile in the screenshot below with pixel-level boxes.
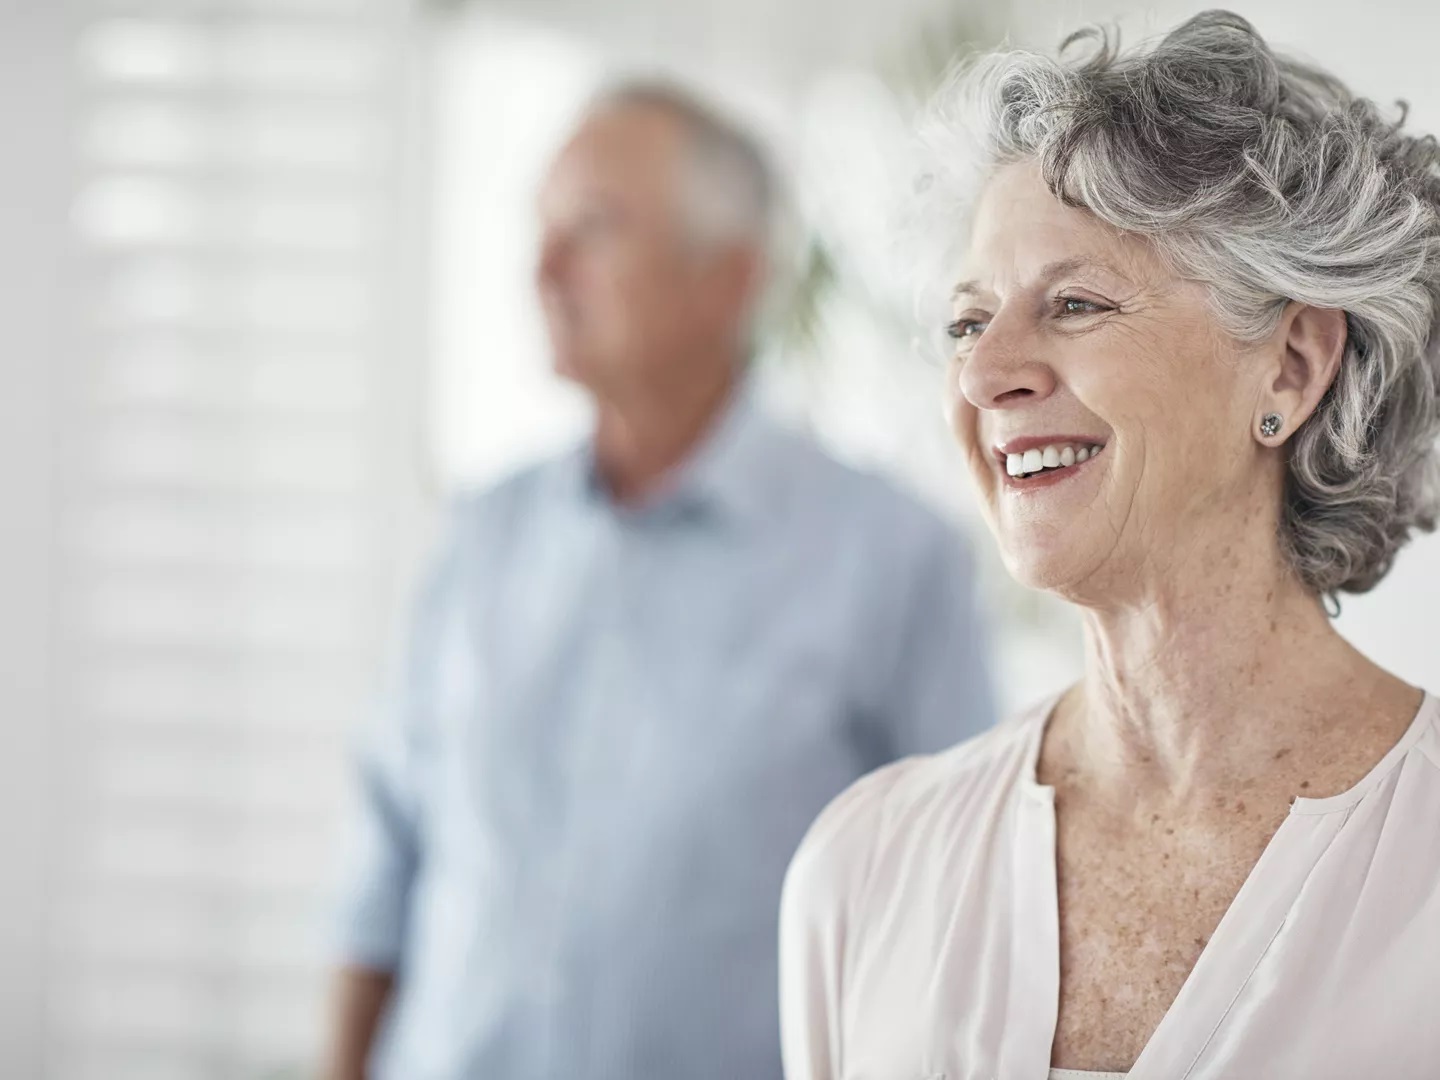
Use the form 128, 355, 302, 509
993, 437, 1109, 491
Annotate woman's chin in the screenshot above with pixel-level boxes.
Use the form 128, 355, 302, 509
998, 543, 1096, 597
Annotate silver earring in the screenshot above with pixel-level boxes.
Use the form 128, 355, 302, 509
1260, 412, 1283, 438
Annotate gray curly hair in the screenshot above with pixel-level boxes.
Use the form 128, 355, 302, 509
921, 9, 1440, 595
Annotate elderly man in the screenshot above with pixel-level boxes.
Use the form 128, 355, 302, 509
325, 83, 995, 1080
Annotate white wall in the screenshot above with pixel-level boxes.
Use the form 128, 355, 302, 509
0, 3, 67, 1074
469, 0, 998, 91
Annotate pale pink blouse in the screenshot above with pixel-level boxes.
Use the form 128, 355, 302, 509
779, 692, 1440, 1080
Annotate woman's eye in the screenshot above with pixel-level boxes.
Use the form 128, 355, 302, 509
947, 319, 988, 340
1058, 296, 1108, 315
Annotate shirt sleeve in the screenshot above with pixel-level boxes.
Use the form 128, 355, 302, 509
778, 761, 904, 1080
330, 509, 461, 971
868, 520, 997, 760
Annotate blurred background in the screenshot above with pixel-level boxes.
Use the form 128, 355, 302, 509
2, 0, 1437, 1077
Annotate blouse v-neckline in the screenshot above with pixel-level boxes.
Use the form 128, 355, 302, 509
1003, 691, 1437, 1080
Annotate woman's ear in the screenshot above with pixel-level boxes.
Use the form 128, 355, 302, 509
1255, 303, 1347, 443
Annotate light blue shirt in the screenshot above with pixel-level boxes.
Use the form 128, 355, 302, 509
334, 392, 996, 1080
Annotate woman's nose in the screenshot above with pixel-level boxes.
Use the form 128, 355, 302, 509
956, 313, 1057, 411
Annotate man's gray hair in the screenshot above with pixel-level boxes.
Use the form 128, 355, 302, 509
919, 9, 1440, 596
592, 78, 775, 253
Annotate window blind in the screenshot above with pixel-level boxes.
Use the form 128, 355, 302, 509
49, 2, 427, 1077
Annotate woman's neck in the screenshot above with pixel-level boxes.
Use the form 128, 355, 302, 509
1051, 553, 1416, 805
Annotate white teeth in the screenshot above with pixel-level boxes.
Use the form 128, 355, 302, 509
1004, 441, 1106, 478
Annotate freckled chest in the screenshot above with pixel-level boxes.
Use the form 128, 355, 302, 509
1048, 793, 1286, 1072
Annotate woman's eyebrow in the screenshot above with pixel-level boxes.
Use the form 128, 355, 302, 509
951, 256, 1131, 302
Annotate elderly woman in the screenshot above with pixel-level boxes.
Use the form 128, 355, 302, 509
779, 11, 1440, 1080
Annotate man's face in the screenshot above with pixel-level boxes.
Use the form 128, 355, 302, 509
535, 105, 743, 399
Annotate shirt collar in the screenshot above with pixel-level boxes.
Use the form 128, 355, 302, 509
671, 383, 774, 525
567, 382, 775, 528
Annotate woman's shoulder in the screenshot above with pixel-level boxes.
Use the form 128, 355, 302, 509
782, 698, 1054, 918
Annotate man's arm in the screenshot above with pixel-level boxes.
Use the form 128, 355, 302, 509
324, 510, 459, 1079
322, 715, 421, 1080
326, 966, 396, 1080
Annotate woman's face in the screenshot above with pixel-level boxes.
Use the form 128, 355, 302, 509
947, 162, 1274, 603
